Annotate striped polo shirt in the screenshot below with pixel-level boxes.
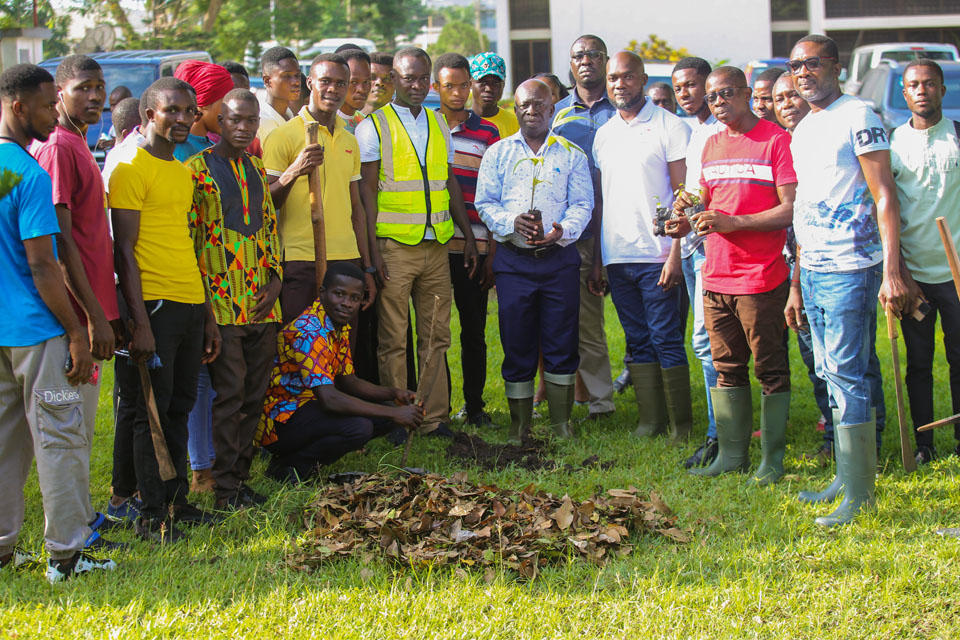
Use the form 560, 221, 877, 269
442, 110, 500, 250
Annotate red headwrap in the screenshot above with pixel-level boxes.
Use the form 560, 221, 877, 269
174, 60, 234, 108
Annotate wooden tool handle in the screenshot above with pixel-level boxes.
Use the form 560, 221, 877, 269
138, 362, 177, 481
305, 121, 326, 296
936, 216, 960, 302
885, 306, 898, 340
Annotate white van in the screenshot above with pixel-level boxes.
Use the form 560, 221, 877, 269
845, 42, 959, 95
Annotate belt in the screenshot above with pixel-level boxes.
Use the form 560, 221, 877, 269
500, 241, 562, 259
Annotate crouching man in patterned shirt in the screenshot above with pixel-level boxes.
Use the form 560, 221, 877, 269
255, 263, 425, 483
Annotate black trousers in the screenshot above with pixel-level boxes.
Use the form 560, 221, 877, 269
207, 323, 278, 499
445, 252, 489, 416
115, 300, 205, 520
901, 279, 960, 448
265, 400, 393, 478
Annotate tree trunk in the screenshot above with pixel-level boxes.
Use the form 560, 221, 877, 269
202, 0, 224, 32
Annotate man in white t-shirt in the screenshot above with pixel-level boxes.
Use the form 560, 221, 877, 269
667, 57, 725, 469
784, 35, 907, 528
257, 47, 300, 142
591, 51, 691, 443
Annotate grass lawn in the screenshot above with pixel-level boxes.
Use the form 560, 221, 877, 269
2, 295, 959, 639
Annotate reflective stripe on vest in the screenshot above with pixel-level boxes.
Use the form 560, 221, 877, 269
371, 105, 453, 245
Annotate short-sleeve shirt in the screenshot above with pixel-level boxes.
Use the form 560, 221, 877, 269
263, 107, 362, 262
108, 146, 205, 304
699, 118, 796, 294
256, 302, 354, 446
32, 125, 120, 323
446, 110, 500, 246
890, 117, 960, 284
791, 95, 887, 272
0, 142, 64, 347
483, 107, 520, 139
592, 99, 690, 265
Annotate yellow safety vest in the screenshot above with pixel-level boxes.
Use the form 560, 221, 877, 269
370, 105, 453, 245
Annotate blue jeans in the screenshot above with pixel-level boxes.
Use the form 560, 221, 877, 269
607, 262, 687, 369
187, 366, 216, 471
801, 265, 883, 430
683, 246, 718, 438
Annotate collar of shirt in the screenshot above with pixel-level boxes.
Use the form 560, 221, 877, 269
446, 110, 482, 134
259, 95, 293, 123
300, 105, 346, 140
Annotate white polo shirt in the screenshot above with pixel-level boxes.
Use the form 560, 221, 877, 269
593, 99, 690, 265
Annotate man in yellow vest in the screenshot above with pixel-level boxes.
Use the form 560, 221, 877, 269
357, 47, 478, 437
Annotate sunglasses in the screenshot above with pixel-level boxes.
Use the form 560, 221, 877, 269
705, 87, 747, 104
787, 56, 838, 74
571, 50, 605, 62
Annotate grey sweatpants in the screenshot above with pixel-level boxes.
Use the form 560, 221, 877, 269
0, 335, 91, 560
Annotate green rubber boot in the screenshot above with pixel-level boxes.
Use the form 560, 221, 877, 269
690, 386, 752, 477
798, 409, 843, 504
749, 391, 791, 486
544, 372, 576, 440
628, 363, 668, 438
815, 418, 876, 527
505, 380, 535, 444
662, 365, 693, 444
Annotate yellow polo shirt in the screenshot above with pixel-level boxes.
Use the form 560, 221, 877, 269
262, 107, 361, 261
485, 107, 519, 138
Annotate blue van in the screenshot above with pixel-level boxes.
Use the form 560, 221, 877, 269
39, 50, 212, 164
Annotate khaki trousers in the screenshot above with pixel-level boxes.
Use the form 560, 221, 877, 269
576, 238, 614, 414
376, 238, 451, 430
0, 335, 91, 560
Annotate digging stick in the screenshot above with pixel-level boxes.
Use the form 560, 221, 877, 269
138, 363, 177, 481
305, 121, 326, 295
402, 294, 441, 466
885, 308, 917, 473
918, 412, 960, 432
937, 216, 960, 302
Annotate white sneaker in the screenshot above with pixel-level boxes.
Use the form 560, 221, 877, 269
46, 551, 117, 583
0, 547, 38, 572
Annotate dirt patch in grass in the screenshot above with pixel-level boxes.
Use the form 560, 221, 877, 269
446, 432, 615, 472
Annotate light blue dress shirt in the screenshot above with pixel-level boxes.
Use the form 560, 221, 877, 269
475, 131, 593, 248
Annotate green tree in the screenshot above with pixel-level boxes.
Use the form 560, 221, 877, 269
626, 34, 690, 62
0, 0, 71, 58
428, 20, 488, 58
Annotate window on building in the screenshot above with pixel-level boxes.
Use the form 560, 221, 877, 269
827, 0, 960, 18
512, 40, 551, 89
770, 0, 807, 21
509, 0, 550, 29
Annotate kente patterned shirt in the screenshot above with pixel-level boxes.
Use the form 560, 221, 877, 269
188, 148, 283, 325
256, 302, 354, 446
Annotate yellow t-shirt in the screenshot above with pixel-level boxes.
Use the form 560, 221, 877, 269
262, 107, 361, 262
485, 107, 520, 138
108, 147, 204, 304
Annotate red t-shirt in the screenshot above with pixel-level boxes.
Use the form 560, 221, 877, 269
699, 118, 796, 294
32, 125, 120, 323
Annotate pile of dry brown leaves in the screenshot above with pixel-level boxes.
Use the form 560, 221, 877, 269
287, 471, 690, 578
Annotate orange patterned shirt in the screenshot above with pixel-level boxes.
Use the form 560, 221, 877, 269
255, 302, 353, 446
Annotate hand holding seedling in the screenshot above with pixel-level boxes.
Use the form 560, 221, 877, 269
529, 221, 563, 246
514, 212, 542, 239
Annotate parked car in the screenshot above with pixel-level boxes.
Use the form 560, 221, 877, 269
743, 58, 790, 85
845, 42, 959, 95
39, 49, 213, 164
857, 60, 960, 131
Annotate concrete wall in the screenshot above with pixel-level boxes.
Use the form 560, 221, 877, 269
547, 0, 772, 79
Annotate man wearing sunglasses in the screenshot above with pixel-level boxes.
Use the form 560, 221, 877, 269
785, 35, 907, 528
674, 67, 796, 485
